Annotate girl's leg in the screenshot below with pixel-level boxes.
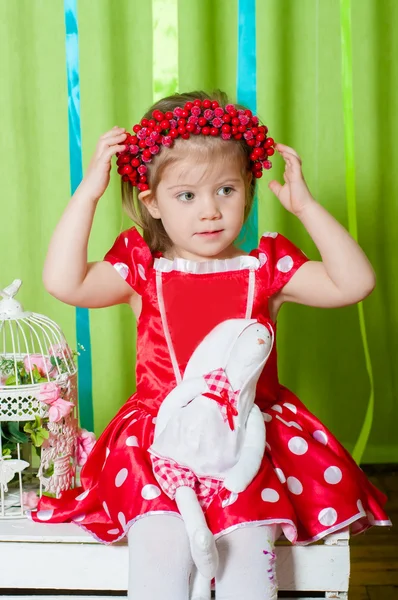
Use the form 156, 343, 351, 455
127, 513, 193, 600
215, 524, 281, 600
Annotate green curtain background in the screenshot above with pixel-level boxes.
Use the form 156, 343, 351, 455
0, 0, 396, 463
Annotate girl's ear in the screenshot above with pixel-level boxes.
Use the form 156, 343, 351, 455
138, 189, 161, 219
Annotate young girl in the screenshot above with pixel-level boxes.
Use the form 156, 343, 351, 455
33, 91, 391, 600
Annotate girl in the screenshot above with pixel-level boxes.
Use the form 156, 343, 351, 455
33, 91, 391, 600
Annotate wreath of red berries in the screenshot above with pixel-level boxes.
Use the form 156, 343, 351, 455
116, 99, 275, 192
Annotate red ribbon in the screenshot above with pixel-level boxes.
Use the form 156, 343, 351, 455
202, 390, 238, 430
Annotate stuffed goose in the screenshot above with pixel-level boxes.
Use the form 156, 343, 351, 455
148, 318, 274, 587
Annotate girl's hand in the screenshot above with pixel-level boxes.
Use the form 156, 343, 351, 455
268, 144, 315, 217
78, 127, 127, 202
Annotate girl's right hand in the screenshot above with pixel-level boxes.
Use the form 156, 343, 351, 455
78, 127, 127, 202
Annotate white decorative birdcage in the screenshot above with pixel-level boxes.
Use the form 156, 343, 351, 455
0, 279, 78, 519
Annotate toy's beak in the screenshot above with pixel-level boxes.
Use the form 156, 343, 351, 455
257, 338, 266, 345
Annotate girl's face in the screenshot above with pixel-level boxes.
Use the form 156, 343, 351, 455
141, 154, 248, 261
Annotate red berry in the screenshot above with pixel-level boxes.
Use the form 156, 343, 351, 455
178, 126, 186, 134
202, 126, 210, 135
262, 160, 272, 170
155, 125, 163, 133
232, 117, 240, 126
210, 127, 219, 136
265, 137, 275, 147
234, 133, 242, 140
211, 100, 219, 109
247, 139, 256, 147
139, 140, 146, 148
143, 149, 152, 159
229, 109, 237, 118
231, 126, 238, 135
266, 147, 275, 156
170, 129, 179, 138
245, 109, 252, 117
130, 135, 138, 144
238, 125, 246, 133
121, 164, 132, 174
153, 110, 164, 121
131, 158, 140, 167
222, 114, 231, 123
202, 99, 212, 109
181, 110, 189, 118
198, 117, 207, 127
165, 111, 173, 120
180, 132, 189, 139
221, 124, 231, 133
253, 147, 264, 157
252, 127, 258, 136
141, 118, 149, 127
253, 161, 262, 170
148, 119, 156, 128
186, 123, 196, 132
133, 124, 141, 133
119, 154, 130, 164
139, 175, 147, 183
138, 183, 149, 191
185, 102, 193, 111
254, 171, 263, 179
178, 118, 186, 127
256, 133, 265, 142
193, 99, 202, 107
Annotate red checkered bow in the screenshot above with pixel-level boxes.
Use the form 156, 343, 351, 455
203, 368, 240, 430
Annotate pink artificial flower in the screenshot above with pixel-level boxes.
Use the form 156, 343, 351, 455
48, 398, 74, 422
129, 144, 139, 155
24, 354, 52, 378
76, 429, 96, 466
191, 106, 201, 117
38, 382, 60, 405
188, 115, 198, 124
225, 104, 236, 114
203, 109, 214, 120
150, 145, 160, 155
243, 130, 254, 140
212, 117, 223, 128
238, 115, 250, 126
22, 491, 39, 509
169, 119, 178, 129
162, 136, 173, 147
173, 107, 183, 117
137, 165, 147, 175
48, 343, 70, 358
221, 132, 232, 140
214, 107, 224, 118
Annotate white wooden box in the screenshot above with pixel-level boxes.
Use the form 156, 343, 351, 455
0, 519, 350, 599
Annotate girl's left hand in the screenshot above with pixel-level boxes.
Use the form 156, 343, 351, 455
268, 144, 315, 217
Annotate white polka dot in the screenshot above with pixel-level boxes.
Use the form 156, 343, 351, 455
114, 262, 130, 280
103, 501, 110, 518
123, 410, 138, 420
259, 252, 268, 266
271, 404, 282, 413
137, 263, 147, 280
313, 430, 328, 445
318, 507, 338, 526
283, 402, 297, 414
366, 510, 375, 525
124, 237, 129, 247
75, 489, 90, 501
357, 499, 365, 514
265, 442, 271, 452
141, 484, 161, 500
275, 468, 286, 484
106, 447, 111, 458
262, 412, 272, 422
261, 488, 280, 503
287, 476, 303, 495
73, 513, 86, 523
276, 255, 294, 273
152, 417, 157, 425
222, 493, 238, 508
115, 468, 129, 488
36, 509, 54, 521
26, 510, 33, 520
108, 528, 120, 535
126, 436, 139, 447
288, 436, 308, 455
263, 232, 278, 238
118, 512, 126, 529
324, 466, 342, 485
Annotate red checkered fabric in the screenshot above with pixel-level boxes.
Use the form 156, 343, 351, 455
203, 368, 240, 425
151, 455, 223, 511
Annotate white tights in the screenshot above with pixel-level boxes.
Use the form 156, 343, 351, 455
127, 514, 280, 600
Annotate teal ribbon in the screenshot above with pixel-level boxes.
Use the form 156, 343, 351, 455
64, 0, 93, 431
236, 0, 258, 252
340, 0, 374, 464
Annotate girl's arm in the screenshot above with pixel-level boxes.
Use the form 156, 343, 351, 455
269, 144, 376, 308
43, 127, 134, 308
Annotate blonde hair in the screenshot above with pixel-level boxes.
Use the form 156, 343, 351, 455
122, 90, 257, 253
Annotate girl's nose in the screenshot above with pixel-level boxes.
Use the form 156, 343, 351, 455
199, 196, 222, 220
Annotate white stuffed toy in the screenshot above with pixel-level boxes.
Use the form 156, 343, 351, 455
148, 318, 274, 594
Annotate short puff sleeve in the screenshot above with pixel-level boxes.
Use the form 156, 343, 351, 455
254, 231, 309, 297
103, 227, 153, 295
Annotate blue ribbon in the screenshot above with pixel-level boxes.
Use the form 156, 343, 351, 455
237, 0, 258, 252
64, 0, 94, 431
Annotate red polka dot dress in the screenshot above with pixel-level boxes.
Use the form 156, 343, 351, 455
32, 228, 391, 544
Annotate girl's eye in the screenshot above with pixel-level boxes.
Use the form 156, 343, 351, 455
177, 192, 195, 202
218, 186, 234, 196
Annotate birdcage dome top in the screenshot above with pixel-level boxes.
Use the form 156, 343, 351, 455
0, 280, 77, 394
